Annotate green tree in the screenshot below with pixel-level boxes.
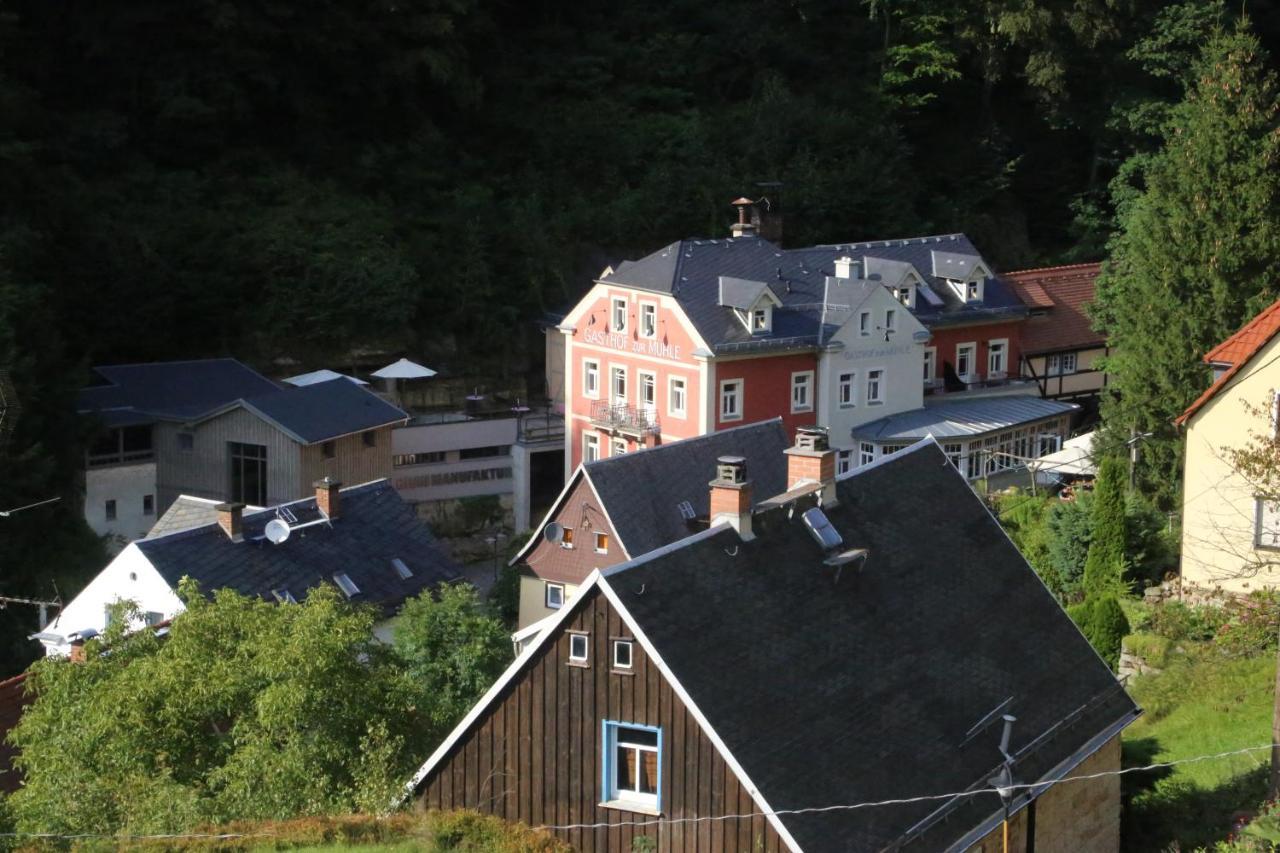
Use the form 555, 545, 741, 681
1067, 594, 1130, 669
1091, 23, 1280, 504
394, 583, 511, 743
1082, 456, 1128, 596
6, 580, 425, 835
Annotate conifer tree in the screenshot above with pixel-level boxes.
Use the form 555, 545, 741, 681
1091, 23, 1280, 504
1082, 456, 1128, 596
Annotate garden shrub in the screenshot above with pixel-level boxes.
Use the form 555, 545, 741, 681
1148, 600, 1229, 642
1216, 590, 1280, 658
1068, 595, 1130, 669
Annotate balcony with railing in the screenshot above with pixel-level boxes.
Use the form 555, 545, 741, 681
590, 400, 660, 435
517, 413, 565, 445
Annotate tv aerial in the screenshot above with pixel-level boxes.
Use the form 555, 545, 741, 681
264, 518, 291, 545
543, 521, 564, 544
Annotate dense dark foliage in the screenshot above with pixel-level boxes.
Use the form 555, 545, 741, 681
1, 0, 1278, 676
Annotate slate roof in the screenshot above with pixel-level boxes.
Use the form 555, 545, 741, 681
851, 396, 1079, 441
1005, 263, 1106, 355
135, 480, 461, 614
585, 418, 791, 556
235, 378, 407, 444
78, 359, 281, 427
609, 441, 1139, 851
146, 496, 266, 539
1178, 297, 1280, 426
600, 233, 1027, 354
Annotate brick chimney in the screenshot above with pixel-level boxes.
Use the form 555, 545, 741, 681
315, 477, 342, 520
785, 427, 838, 506
709, 455, 754, 540
216, 502, 245, 542
730, 198, 757, 239
68, 637, 86, 663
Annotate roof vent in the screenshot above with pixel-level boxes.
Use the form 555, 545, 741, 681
795, 426, 829, 453
802, 507, 843, 551
715, 455, 747, 485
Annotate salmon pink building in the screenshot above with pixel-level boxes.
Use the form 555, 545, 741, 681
556, 202, 1077, 483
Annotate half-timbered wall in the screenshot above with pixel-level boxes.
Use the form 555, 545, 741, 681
417, 587, 784, 853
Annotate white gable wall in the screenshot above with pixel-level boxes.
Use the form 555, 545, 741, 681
41, 543, 183, 657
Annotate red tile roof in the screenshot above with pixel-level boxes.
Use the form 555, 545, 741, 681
1177, 298, 1280, 426
0, 672, 31, 793
1005, 263, 1105, 355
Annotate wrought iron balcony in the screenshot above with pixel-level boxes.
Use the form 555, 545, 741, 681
590, 400, 660, 435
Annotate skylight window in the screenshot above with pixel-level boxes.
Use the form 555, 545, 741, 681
802, 508, 843, 551
677, 500, 696, 520
391, 557, 413, 580
272, 589, 298, 604
333, 573, 360, 598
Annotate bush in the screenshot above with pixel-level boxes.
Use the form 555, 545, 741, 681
1123, 632, 1172, 669
1068, 595, 1130, 669
1045, 494, 1094, 598
1216, 590, 1280, 659
1083, 458, 1128, 596
1149, 600, 1229, 642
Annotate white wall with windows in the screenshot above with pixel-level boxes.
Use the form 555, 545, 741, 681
854, 415, 1073, 481
84, 461, 159, 547
816, 285, 928, 464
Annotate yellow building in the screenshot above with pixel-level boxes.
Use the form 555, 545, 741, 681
1178, 300, 1280, 595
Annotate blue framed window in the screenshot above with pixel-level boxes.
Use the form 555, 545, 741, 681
601, 720, 662, 811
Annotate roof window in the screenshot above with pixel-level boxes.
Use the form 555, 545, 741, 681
333, 573, 360, 598
391, 557, 413, 580
272, 589, 298, 604
802, 507, 843, 551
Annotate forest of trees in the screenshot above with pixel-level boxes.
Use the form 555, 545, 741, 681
1, 0, 1279, 676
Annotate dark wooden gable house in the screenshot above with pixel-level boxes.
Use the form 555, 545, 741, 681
408, 436, 1139, 852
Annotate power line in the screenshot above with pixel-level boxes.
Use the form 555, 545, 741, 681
0, 496, 60, 517
533, 743, 1273, 832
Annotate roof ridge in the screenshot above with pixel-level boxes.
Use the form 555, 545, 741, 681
93, 357, 257, 371
600, 523, 731, 579
582, 418, 785, 471
1005, 262, 1102, 276
808, 233, 967, 251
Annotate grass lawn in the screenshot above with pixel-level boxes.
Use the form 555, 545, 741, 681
1122, 649, 1275, 852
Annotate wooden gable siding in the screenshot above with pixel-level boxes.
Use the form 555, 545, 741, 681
417, 587, 783, 853
523, 476, 627, 586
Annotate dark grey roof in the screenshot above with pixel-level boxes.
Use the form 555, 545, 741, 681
237, 378, 407, 444
609, 440, 1138, 851
146, 497, 246, 539
136, 481, 461, 613
931, 250, 986, 280
717, 276, 775, 311
599, 233, 1028, 354
585, 419, 790, 556
851, 395, 1079, 441
78, 359, 281, 426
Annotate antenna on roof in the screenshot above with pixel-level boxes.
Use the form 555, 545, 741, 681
264, 518, 291, 545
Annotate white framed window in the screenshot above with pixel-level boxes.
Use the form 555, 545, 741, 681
1047, 352, 1078, 375
584, 360, 600, 399
668, 376, 687, 418
545, 582, 565, 610
866, 368, 884, 405
603, 722, 660, 811
611, 365, 627, 405
720, 379, 743, 422
611, 437, 627, 457
1037, 434, 1062, 456
885, 309, 896, 333
791, 371, 814, 413
943, 443, 963, 469
639, 302, 657, 338
837, 450, 852, 476
613, 639, 633, 670
595, 532, 609, 554
966, 280, 981, 301
583, 433, 599, 464
988, 339, 1008, 377
859, 311, 871, 336
569, 632, 590, 664
838, 372, 856, 408
560, 528, 575, 549
896, 287, 913, 308
956, 343, 976, 381
611, 297, 628, 333
750, 307, 770, 333
859, 442, 875, 466
1256, 498, 1280, 550
638, 370, 656, 416
923, 348, 936, 384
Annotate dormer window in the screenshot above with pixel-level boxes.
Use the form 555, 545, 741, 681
750, 307, 770, 333
896, 287, 914, 308
966, 280, 981, 302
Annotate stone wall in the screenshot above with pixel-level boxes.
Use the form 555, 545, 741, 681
966, 734, 1121, 853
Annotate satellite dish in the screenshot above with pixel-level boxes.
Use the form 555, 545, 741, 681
265, 518, 291, 545
543, 521, 564, 544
